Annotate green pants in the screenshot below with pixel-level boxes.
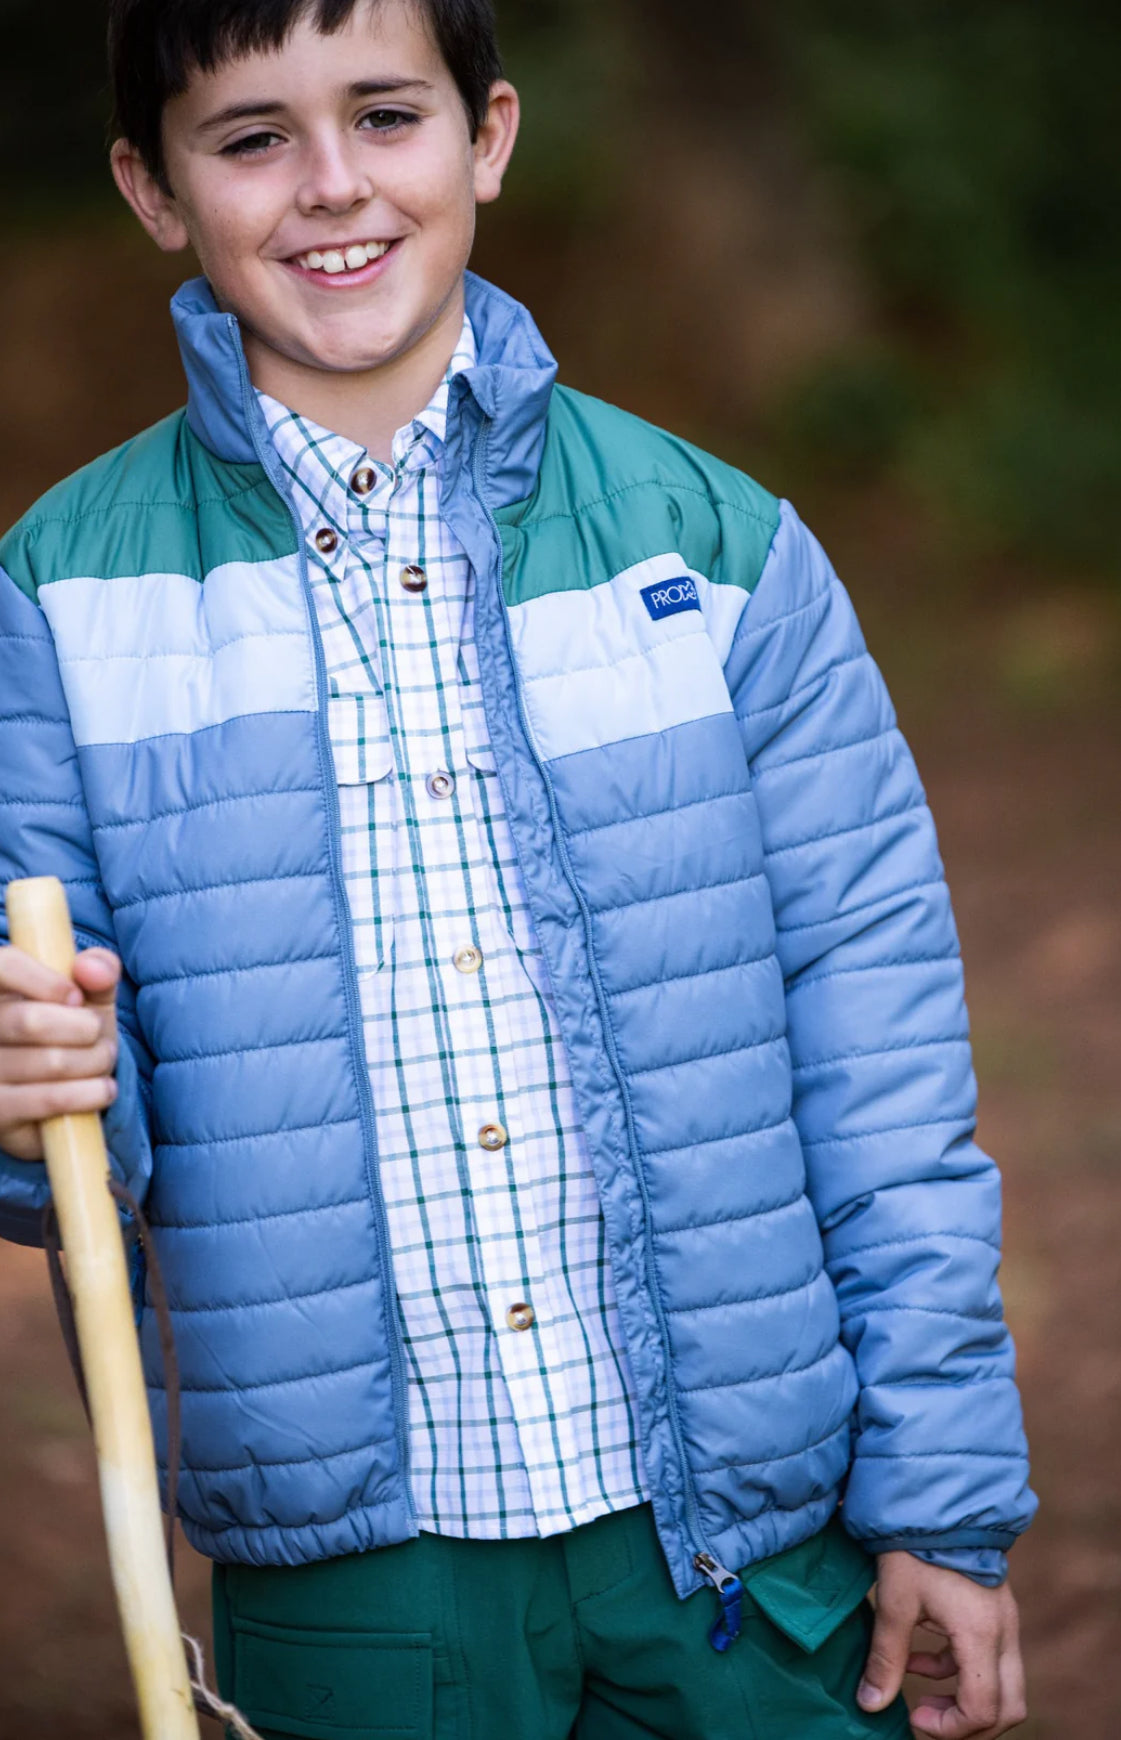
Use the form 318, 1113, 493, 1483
213, 1506, 912, 1739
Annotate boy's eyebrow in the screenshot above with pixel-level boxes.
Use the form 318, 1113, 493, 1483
350, 78, 434, 99
196, 79, 434, 133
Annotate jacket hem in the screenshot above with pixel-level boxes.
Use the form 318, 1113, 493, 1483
703, 1489, 842, 1596
181, 1491, 417, 1568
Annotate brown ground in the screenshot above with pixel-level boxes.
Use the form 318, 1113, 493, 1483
0, 228, 1118, 1738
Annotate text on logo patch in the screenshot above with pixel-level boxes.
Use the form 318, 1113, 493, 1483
640, 576, 702, 622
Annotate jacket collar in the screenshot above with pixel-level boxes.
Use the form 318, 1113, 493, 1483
171, 271, 558, 509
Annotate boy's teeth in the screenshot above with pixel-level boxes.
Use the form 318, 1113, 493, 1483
298, 240, 392, 272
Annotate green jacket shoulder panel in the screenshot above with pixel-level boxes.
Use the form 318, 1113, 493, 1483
0, 411, 295, 603
496, 385, 782, 608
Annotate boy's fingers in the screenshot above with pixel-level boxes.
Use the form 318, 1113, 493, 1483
997, 1629, 1028, 1731
0, 1076, 119, 1127
0, 1122, 46, 1163
0, 1039, 119, 1085
908, 1646, 958, 1681
0, 998, 102, 1047
858, 1591, 919, 1713
909, 1693, 960, 1736
910, 1619, 1002, 1738
0, 947, 84, 1007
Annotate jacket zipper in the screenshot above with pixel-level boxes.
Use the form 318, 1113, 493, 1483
470, 422, 742, 1646
234, 330, 417, 1534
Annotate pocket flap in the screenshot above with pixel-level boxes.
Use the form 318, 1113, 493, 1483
232, 1618, 432, 1738
742, 1518, 875, 1655
463, 739, 497, 776
328, 693, 395, 786
459, 688, 497, 774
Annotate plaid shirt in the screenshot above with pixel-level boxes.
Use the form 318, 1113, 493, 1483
258, 319, 648, 1539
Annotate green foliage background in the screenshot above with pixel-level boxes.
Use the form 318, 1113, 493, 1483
1, 0, 1116, 567
783, 0, 1121, 567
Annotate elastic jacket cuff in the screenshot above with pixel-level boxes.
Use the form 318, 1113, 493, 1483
907, 1546, 1009, 1588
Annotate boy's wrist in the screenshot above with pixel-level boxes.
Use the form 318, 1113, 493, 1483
905, 1545, 1009, 1589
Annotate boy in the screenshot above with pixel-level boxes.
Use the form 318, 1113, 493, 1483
0, 1, 1034, 1734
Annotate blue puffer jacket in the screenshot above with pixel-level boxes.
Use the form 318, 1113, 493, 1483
0, 273, 1034, 1593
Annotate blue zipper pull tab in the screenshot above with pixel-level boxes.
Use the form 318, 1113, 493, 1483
694, 1552, 744, 1652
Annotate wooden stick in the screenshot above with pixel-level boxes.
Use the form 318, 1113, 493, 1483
6, 877, 199, 1740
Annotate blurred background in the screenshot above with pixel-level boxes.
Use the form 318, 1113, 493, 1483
0, 0, 1118, 1733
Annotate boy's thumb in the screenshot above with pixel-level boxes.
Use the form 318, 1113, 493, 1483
857, 1598, 914, 1713
72, 947, 122, 1008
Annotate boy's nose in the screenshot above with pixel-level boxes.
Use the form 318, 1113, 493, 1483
297, 140, 375, 215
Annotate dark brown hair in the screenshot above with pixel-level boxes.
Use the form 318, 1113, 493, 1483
108, 0, 502, 181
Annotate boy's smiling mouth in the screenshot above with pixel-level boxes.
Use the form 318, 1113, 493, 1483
287, 238, 400, 282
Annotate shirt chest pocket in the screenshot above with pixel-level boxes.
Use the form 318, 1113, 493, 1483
327, 691, 397, 975
327, 691, 396, 787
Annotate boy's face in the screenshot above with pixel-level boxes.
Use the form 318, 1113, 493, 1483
112, 0, 518, 385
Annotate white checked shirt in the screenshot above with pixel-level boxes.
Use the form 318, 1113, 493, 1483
258, 319, 648, 1539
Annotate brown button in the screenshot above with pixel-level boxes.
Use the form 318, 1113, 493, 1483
400, 564, 428, 594
351, 466, 376, 496
314, 527, 338, 555
479, 1122, 508, 1152
454, 945, 483, 976
426, 771, 456, 800
507, 1303, 536, 1333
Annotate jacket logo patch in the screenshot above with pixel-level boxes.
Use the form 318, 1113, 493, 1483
640, 576, 702, 622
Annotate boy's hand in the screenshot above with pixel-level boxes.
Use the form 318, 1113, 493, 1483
0, 945, 120, 1161
859, 1554, 1026, 1736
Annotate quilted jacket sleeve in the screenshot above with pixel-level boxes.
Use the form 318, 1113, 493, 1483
723, 501, 1036, 1575
0, 564, 154, 1244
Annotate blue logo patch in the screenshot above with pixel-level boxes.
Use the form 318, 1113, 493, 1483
640, 576, 702, 622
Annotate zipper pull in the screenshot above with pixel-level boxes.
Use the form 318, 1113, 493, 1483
694, 1552, 744, 1653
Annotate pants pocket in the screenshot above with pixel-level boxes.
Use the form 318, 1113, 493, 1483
731, 1520, 910, 1737
229, 1616, 434, 1739
737, 1602, 911, 1739
741, 1517, 876, 1655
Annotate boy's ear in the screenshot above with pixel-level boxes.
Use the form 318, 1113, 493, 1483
473, 81, 520, 207
110, 140, 192, 253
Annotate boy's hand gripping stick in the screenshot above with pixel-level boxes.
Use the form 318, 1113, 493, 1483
5, 877, 200, 1740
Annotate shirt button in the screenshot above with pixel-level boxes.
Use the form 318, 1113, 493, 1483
453, 945, 483, 976
351, 466, 376, 496
314, 527, 338, 555
506, 1303, 536, 1333
426, 770, 456, 800
400, 564, 428, 594
479, 1122, 508, 1152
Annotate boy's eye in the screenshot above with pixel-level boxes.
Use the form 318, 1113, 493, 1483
221, 130, 283, 157
359, 108, 419, 135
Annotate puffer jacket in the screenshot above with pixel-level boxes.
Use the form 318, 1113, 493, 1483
0, 272, 1035, 1594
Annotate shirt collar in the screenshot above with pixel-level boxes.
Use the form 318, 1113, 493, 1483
174, 271, 557, 511
257, 313, 477, 487
412, 314, 477, 451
